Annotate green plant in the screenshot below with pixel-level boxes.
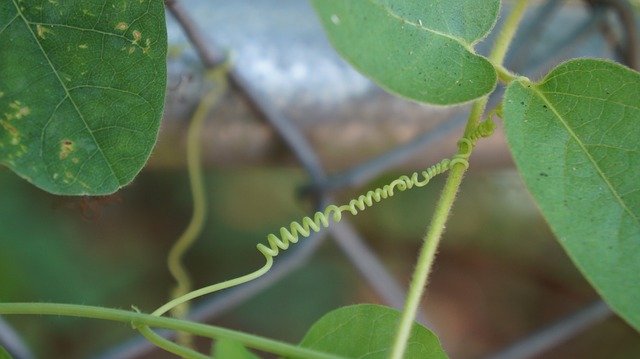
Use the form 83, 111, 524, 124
1, 0, 638, 358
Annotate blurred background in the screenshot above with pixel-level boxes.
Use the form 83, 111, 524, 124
1, 0, 639, 358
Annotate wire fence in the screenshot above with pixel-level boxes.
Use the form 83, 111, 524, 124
1, 0, 637, 358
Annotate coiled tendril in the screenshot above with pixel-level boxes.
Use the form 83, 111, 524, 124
257, 118, 495, 261
151, 119, 495, 317
257, 159, 451, 258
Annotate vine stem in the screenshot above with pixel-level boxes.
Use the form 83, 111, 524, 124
166, 67, 228, 347
153, 259, 272, 317
135, 325, 209, 359
489, 0, 529, 66
390, 2, 529, 358
0, 303, 343, 359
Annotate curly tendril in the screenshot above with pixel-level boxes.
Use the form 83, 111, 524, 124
257, 159, 451, 258
151, 120, 494, 318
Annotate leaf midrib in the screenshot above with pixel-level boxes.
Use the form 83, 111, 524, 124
366, 0, 472, 51
10, 0, 119, 186
531, 84, 640, 226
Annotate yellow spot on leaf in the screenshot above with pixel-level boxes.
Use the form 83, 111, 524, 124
128, 46, 136, 54
9, 101, 30, 119
115, 22, 129, 31
36, 24, 53, 39
132, 30, 142, 44
62, 171, 74, 183
79, 44, 88, 49
0, 100, 30, 145
143, 38, 151, 54
1, 123, 20, 145
59, 139, 74, 160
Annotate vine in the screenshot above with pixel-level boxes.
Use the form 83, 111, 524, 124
0, 303, 342, 359
164, 62, 229, 347
129, 121, 495, 357
151, 117, 496, 319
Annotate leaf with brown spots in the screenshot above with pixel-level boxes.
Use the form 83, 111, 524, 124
0, 0, 167, 195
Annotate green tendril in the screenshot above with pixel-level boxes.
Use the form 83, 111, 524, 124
135, 114, 498, 358
147, 61, 230, 352
167, 64, 229, 317
152, 122, 495, 320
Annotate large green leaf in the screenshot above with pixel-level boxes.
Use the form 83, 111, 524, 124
0, 0, 166, 195
311, 0, 499, 105
299, 304, 448, 359
503, 59, 640, 331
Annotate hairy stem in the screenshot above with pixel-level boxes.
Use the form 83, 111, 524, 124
489, 0, 529, 66
496, 65, 517, 84
0, 303, 342, 359
390, 2, 529, 358
389, 101, 484, 359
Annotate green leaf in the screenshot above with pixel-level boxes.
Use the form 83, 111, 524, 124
0, 0, 166, 195
311, 0, 499, 105
212, 338, 259, 359
503, 59, 640, 331
299, 304, 448, 359
0, 345, 13, 359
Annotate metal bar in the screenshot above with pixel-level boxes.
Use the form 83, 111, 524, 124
328, 220, 431, 327
0, 317, 35, 359
483, 301, 612, 359
594, 0, 639, 70
508, 0, 565, 71
308, 110, 468, 194
524, 7, 606, 77
308, 88, 504, 196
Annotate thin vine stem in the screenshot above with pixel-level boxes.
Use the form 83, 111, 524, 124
388, 104, 485, 359
135, 324, 209, 359
390, 1, 529, 358
153, 259, 272, 317
489, 0, 529, 66
0, 303, 343, 359
496, 65, 517, 84
166, 66, 229, 348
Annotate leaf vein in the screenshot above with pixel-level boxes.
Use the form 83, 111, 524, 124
366, 0, 472, 50
0, 14, 19, 35
542, 91, 640, 111
532, 87, 639, 225
11, 0, 119, 184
